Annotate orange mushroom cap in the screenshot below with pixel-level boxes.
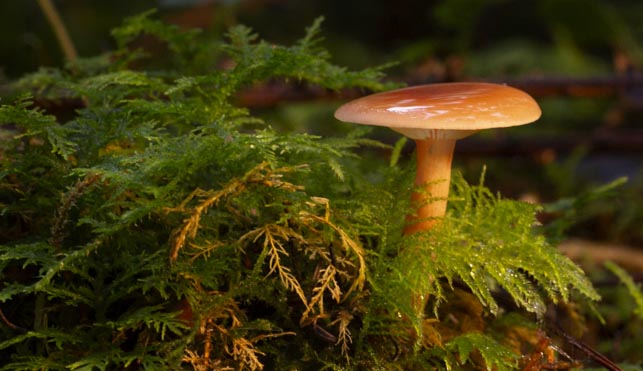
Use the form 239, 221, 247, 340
335, 82, 541, 140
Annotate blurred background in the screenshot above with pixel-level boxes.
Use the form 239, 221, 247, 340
1, 0, 643, 362
1, 0, 641, 252
2, 0, 642, 257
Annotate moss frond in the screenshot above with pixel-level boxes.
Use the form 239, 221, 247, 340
0, 10, 606, 371
385, 171, 599, 322
605, 261, 643, 319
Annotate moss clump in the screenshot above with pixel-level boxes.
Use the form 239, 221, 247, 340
1, 11, 599, 370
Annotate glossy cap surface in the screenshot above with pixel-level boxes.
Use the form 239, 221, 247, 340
334, 82, 541, 140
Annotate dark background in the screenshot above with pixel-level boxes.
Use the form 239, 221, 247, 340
2, 0, 642, 248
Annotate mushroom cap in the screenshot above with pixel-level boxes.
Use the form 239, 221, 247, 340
334, 82, 541, 140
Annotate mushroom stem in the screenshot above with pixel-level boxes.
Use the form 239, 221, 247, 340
404, 138, 456, 235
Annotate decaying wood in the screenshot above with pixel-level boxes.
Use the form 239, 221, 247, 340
559, 238, 643, 271
235, 73, 643, 108
456, 130, 643, 155
494, 74, 643, 100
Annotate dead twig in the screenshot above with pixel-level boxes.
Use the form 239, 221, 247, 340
559, 238, 643, 271
0, 307, 27, 332
37, 0, 78, 63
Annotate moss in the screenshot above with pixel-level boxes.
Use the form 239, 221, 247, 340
0, 11, 603, 370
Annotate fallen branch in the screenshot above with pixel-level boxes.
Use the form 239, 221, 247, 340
559, 238, 643, 272
235, 73, 643, 108
456, 130, 643, 155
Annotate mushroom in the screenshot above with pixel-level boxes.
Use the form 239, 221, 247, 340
335, 82, 541, 234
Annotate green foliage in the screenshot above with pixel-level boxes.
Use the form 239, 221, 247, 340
0, 95, 76, 158
543, 175, 628, 241
390, 171, 599, 318
0, 11, 602, 370
541, 146, 642, 245
434, 333, 518, 371
605, 261, 643, 320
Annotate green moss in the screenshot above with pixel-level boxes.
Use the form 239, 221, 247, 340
0, 11, 603, 370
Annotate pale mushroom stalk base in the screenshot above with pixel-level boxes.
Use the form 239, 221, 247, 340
402, 131, 475, 332
404, 138, 456, 235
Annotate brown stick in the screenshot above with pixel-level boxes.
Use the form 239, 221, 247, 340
559, 238, 643, 271
37, 0, 78, 63
456, 130, 643, 156
498, 74, 643, 98
0, 307, 27, 332
235, 74, 643, 108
